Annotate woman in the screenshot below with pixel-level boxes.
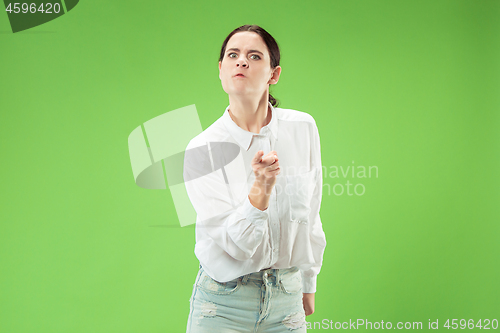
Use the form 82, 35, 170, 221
184, 25, 326, 332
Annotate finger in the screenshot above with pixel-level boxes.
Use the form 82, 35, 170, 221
262, 156, 277, 167
263, 152, 278, 163
269, 160, 279, 169
267, 163, 280, 172
253, 150, 264, 163
270, 166, 280, 174
264, 151, 278, 159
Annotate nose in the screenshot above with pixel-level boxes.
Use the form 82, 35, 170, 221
236, 58, 248, 68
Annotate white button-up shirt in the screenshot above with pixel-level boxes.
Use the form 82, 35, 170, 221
183, 102, 326, 293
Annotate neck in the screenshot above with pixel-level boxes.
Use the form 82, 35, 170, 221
228, 92, 271, 134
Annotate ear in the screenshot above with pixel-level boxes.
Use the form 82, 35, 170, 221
269, 66, 282, 85
218, 61, 222, 80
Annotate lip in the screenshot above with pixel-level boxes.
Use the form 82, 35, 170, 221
234, 73, 246, 78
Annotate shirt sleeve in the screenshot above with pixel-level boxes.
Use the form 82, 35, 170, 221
300, 119, 327, 293
183, 139, 269, 261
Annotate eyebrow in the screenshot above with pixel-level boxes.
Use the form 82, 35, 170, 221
226, 48, 264, 55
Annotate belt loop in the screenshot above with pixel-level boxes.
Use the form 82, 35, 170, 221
242, 273, 249, 285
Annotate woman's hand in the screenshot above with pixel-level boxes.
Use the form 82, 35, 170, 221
252, 150, 280, 186
302, 293, 315, 316
248, 150, 280, 210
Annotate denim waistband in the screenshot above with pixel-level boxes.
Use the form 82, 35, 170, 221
241, 266, 300, 283
198, 264, 300, 283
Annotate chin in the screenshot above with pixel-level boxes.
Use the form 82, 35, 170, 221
226, 87, 252, 96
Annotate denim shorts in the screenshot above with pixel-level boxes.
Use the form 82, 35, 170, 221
186, 266, 307, 332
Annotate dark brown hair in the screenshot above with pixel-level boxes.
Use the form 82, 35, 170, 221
219, 25, 281, 107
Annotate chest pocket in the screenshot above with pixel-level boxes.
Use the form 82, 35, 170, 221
285, 169, 317, 224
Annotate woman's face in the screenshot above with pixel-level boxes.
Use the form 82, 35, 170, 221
219, 31, 280, 99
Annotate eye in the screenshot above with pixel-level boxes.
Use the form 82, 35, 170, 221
228, 53, 237, 58
250, 54, 261, 60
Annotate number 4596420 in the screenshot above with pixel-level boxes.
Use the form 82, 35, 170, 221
5, 3, 61, 14
444, 319, 498, 329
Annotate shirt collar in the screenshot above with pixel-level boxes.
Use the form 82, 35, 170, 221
222, 102, 279, 151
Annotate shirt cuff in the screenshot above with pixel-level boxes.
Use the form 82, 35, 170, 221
302, 274, 317, 293
236, 195, 269, 227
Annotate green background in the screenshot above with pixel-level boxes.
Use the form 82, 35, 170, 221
1, 0, 499, 332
